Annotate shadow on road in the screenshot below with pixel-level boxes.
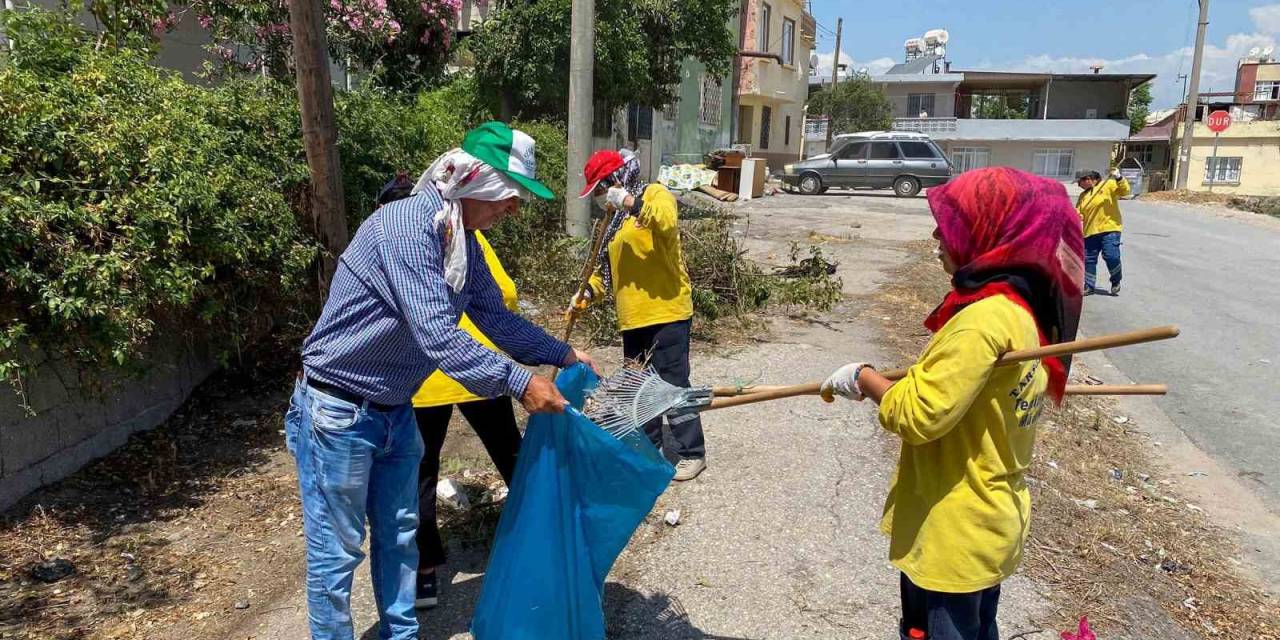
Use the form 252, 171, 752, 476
351, 548, 757, 640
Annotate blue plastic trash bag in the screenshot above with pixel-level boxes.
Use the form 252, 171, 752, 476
471, 363, 675, 640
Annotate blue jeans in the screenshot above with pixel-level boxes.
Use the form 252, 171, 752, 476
1084, 231, 1122, 291
285, 380, 424, 640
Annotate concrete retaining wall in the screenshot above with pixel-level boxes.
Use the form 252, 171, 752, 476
0, 335, 218, 511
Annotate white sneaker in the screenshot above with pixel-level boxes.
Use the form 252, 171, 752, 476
673, 458, 707, 482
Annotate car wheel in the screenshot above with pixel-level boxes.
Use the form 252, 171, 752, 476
893, 176, 921, 197
798, 173, 824, 195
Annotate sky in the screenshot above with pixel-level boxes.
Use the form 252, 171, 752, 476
808, 0, 1280, 110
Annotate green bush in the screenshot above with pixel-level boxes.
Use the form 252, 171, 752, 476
0, 10, 317, 381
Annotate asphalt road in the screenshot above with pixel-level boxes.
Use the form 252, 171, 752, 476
1078, 200, 1280, 509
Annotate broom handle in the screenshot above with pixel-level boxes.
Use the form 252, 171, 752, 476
551, 216, 609, 382
562, 215, 611, 343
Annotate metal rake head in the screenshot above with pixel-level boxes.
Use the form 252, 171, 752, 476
584, 367, 711, 439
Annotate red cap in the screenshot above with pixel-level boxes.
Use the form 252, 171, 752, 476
577, 150, 626, 198
908, 629, 927, 639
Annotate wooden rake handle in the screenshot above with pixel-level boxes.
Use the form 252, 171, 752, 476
704, 326, 1180, 411
710, 383, 1167, 401
878, 325, 1180, 381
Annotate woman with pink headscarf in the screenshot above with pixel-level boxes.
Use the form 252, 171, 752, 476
820, 167, 1084, 640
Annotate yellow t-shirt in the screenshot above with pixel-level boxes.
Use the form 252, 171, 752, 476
878, 295, 1048, 593
587, 183, 694, 331
411, 231, 518, 408
1076, 177, 1131, 237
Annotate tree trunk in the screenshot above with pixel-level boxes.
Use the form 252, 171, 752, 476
287, 0, 349, 293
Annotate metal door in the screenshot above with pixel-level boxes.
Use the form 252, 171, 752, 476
829, 141, 868, 186
866, 142, 903, 188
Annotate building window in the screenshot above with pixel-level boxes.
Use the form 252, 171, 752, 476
1033, 148, 1075, 179
784, 115, 791, 146
698, 75, 722, 127
951, 147, 991, 173
1204, 156, 1242, 184
781, 18, 795, 65
907, 93, 936, 117
736, 105, 753, 144
627, 104, 653, 141
760, 106, 772, 149
593, 102, 612, 138
1255, 81, 1280, 101
1127, 143, 1155, 165
758, 3, 771, 53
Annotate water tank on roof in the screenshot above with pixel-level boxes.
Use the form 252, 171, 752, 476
904, 38, 923, 52
924, 29, 949, 45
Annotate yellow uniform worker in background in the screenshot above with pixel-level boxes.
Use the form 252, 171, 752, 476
571, 149, 706, 482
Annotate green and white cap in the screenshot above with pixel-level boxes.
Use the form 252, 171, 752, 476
462, 121, 555, 200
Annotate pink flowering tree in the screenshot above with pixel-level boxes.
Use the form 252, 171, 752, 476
190, 0, 464, 89
82, 0, 177, 47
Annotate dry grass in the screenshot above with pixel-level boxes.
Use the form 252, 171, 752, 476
1142, 190, 1235, 206
870, 244, 1280, 639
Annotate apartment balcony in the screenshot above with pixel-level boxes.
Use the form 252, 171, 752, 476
892, 117, 1132, 142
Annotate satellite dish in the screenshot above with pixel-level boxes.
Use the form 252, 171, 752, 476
810, 53, 819, 69
935, 45, 947, 59
858, 67, 869, 75
1264, 46, 1276, 58
1249, 47, 1262, 57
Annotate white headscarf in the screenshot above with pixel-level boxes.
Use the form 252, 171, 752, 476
412, 149, 530, 292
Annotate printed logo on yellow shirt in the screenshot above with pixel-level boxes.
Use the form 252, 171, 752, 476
1009, 361, 1046, 429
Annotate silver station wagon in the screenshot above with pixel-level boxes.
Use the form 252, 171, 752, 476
781, 131, 953, 197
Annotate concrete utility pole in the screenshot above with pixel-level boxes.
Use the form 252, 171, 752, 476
565, 0, 595, 237
830, 17, 842, 86
288, 0, 350, 289
1174, 0, 1210, 191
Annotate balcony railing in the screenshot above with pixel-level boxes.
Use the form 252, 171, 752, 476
893, 117, 958, 133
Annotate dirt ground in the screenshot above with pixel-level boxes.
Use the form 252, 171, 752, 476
2, 190, 1278, 639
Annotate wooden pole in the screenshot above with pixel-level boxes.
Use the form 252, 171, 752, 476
565, 0, 595, 238
288, 0, 349, 291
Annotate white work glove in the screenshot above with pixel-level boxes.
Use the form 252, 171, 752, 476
1110, 167, 1123, 180
605, 186, 630, 211
821, 362, 874, 402
569, 288, 593, 312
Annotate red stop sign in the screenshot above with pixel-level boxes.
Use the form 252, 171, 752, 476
1206, 110, 1232, 133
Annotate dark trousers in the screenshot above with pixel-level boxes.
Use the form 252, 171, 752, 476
621, 318, 705, 460
899, 573, 1000, 640
1084, 231, 1122, 290
413, 397, 520, 569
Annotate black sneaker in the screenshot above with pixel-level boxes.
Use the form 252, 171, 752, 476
1084, 288, 1096, 296
415, 571, 438, 609
1110, 283, 1121, 296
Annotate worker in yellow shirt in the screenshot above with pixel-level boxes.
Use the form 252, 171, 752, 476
374, 179, 523, 611
821, 167, 1085, 640
1074, 168, 1130, 296
570, 149, 706, 481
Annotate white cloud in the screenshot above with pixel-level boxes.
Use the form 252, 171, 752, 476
811, 50, 896, 82
969, 6, 1280, 109
1249, 4, 1280, 34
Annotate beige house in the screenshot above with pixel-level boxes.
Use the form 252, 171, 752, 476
734, 0, 815, 171
1170, 58, 1280, 196
874, 64, 1152, 181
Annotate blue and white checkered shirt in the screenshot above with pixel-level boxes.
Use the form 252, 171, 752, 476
301, 187, 569, 405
